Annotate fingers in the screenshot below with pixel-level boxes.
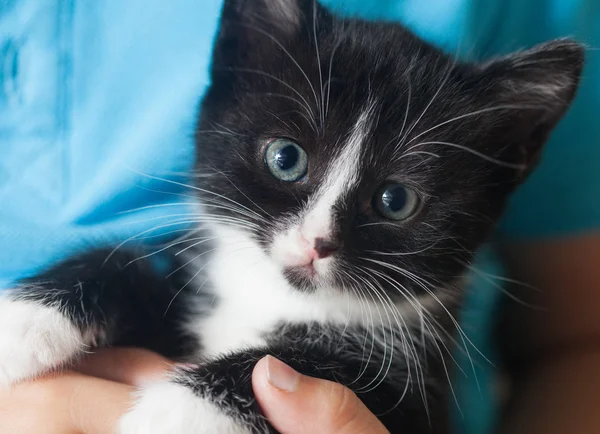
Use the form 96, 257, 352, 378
76, 347, 174, 386
0, 371, 133, 434
252, 356, 390, 434
0, 349, 175, 434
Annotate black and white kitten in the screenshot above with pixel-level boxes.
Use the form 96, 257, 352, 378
0, 0, 583, 433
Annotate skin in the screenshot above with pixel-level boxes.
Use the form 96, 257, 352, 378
498, 235, 600, 434
0, 235, 598, 433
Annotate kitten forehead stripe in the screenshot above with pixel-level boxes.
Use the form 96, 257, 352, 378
302, 101, 377, 240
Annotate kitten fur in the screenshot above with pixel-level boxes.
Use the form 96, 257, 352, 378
0, 0, 583, 433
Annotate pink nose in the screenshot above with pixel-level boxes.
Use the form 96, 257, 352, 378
299, 233, 339, 261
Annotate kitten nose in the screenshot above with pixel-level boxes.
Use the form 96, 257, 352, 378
314, 238, 339, 259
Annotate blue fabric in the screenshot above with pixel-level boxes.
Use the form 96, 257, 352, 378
2, 1, 600, 434
0, 0, 223, 285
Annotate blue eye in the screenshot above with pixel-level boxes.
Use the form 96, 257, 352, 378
374, 183, 420, 220
265, 139, 308, 182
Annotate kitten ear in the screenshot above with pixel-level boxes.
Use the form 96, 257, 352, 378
478, 39, 585, 178
213, 0, 318, 72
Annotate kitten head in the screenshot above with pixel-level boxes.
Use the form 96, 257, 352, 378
195, 0, 583, 298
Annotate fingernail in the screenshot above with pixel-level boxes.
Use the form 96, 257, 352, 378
265, 355, 300, 392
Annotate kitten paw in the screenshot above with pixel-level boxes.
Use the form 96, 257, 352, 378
119, 381, 251, 434
0, 297, 87, 387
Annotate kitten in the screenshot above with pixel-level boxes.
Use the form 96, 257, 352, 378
0, 0, 583, 433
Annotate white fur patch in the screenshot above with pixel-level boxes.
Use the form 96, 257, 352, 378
270, 224, 315, 269
0, 295, 86, 387
302, 104, 375, 241
119, 381, 250, 434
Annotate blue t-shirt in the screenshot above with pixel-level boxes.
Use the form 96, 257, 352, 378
2, 2, 599, 433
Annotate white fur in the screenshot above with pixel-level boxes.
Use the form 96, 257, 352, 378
302, 104, 374, 241
190, 224, 429, 359
0, 295, 86, 387
270, 223, 315, 268
120, 381, 251, 434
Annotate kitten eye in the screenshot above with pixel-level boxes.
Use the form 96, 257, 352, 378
265, 139, 308, 182
374, 183, 420, 221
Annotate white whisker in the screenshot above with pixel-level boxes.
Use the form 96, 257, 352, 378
404, 141, 525, 169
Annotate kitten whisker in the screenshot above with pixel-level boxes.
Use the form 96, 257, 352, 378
402, 103, 540, 148
361, 257, 492, 392
341, 268, 411, 401
365, 243, 438, 256
165, 240, 266, 315
208, 169, 274, 219
459, 260, 543, 309
124, 168, 266, 221
209, 122, 246, 137
220, 67, 315, 122
395, 57, 456, 151
195, 129, 245, 138
405, 141, 526, 169
102, 219, 210, 266
397, 70, 412, 145
103, 215, 258, 267
235, 21, 321, 119
355, 268, 426, 402
325, 24, 345, 120
312, 0, 325, 132
117, 202, 196, 215
338, 268, 378, 386
394, 150, 440, 162
250, 93, 318, 131
361, 266, 455, 417
124, 236, 215, 268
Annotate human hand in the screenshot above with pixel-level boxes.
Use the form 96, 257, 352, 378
252, 356, 389, 434
0, 348, 172, 434
0, 350, 389, 434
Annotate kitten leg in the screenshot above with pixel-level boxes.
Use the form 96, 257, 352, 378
0, 292, 92, 387
119, 380, 254, 434
0, 249, 194, 387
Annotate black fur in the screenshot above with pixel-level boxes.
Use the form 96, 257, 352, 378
7, 0, 584, 433
16, 249, 201, 358
175, 323, 450, 434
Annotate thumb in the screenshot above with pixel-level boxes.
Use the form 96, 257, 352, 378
252, 356, 389, 434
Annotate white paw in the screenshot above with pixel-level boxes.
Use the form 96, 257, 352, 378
0, 296, 87, 387
119, 381, 251, 434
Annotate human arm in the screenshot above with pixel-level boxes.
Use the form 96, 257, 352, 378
498, 235, 600, 433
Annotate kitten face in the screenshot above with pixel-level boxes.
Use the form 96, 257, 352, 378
195, 0, 583, 298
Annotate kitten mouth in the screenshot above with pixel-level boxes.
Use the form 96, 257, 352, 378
283, 264, 320, 290
286, 262, 317, 278
299, 263, 317, 277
